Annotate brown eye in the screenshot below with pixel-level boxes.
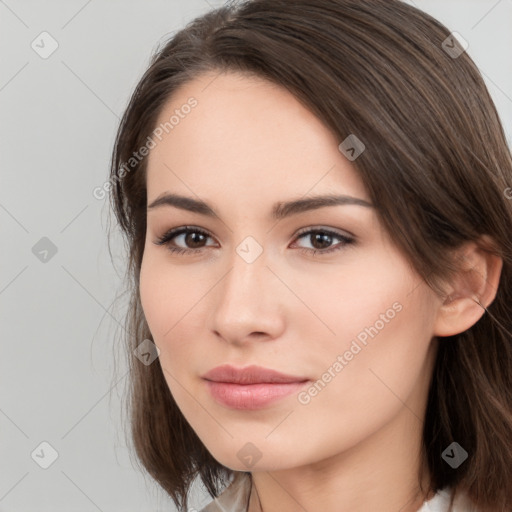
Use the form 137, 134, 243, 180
154, 226, 355, 257
154, 226, 215, 255
292, 228, 355, 256
183, 231, 207, 248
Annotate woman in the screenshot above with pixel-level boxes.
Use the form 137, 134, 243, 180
108, 0, 512, 510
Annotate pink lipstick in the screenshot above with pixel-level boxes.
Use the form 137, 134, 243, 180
201, 364, 310, 410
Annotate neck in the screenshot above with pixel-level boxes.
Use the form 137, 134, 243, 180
247, 406, 434, 512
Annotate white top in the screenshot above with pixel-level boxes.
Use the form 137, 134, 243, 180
199, 473, 480, 512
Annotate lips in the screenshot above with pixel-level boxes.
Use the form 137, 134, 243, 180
201, 364, 308, 385
201, 364, 310, 410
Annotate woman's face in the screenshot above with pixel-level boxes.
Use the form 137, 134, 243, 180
140, 71, 443, 472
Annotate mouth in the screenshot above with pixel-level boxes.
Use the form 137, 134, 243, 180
203, 380, 310, 410
201, 363, 309, 384
201, 364, 310, 409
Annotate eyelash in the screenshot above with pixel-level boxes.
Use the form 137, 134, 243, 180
154, 226, 355, 257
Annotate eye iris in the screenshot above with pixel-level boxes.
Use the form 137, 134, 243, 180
312, 232, 332, 249
186, 231, 207, 248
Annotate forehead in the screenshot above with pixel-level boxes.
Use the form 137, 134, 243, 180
146, 71, 369, 206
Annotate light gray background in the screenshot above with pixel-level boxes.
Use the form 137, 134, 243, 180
1, 1, 511, 511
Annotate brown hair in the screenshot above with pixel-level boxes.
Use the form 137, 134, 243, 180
108, 0, 512, 510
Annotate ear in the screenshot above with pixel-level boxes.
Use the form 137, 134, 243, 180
433, 235, 503, 337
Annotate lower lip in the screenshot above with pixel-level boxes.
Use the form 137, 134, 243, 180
204, 380, 309, 410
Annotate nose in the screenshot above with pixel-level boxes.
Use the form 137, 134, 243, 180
208, 244, 286, 346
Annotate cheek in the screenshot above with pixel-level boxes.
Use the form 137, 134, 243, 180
139, 250, 204, 375
140, 251, 187, 339
290, 251, 415, 347
139, 256, 165, 336
294, 258, 435, 414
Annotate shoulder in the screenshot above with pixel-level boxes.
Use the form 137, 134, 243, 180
417, 486, 481, 512
199, 473, 251, 512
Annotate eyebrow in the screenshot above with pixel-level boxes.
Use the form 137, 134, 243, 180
147, 192, 374, 220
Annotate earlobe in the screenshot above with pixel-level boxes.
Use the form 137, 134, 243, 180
433, 236, 503, 337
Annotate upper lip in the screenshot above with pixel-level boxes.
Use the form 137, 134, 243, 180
201, 364, 309, 384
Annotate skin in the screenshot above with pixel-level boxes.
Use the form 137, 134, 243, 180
139, 71, 502, 512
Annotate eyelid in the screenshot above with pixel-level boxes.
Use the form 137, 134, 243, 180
153, 225, 214, 246
154, 224, 355, 245
153, 224, 357, 258
293, 225, 356, 239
